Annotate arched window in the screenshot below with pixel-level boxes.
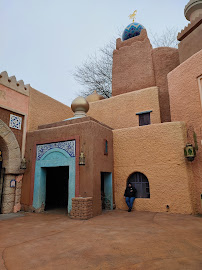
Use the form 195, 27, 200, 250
127, 172, 150, 198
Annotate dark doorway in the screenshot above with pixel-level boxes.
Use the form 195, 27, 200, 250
101, 172, 113, 210
45, 166, 69, 211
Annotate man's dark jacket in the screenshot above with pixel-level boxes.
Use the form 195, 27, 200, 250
124, 186, 137, 197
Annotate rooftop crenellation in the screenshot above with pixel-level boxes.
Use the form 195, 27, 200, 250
0, 71, 30, 96
177, 14, 202, 41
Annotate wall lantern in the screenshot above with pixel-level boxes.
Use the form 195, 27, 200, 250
184, 144, 196, 162
79, 152, 85, 166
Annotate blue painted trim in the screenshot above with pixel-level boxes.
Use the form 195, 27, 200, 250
33, 148, 75, 213
104, 172, 113, 210
136, 110, 152, 115
63, 116, 82, 121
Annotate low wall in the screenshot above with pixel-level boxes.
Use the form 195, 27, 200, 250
70, 197, 93, 220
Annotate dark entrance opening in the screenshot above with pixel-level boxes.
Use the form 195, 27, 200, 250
101, 173, 105, 210
45, 166, 69, 211
101, 172, 113, 211
127, 172, 150, 198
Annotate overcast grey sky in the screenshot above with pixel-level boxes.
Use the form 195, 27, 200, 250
0, 0, 188, 106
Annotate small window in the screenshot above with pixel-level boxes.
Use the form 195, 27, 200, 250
136, 110, 152, 126
127, 172, 150, 198
198, 76, 202, 109
104, 140, 108, 155
139, 113, 150, 126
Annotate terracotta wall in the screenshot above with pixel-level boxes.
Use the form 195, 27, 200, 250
28, 87, 73, 131
21, 117, 113, 216
178, 18, 202, 63
0, 107, 24, 149
168, 49, 202, 214
112, 30, 180, 123
0, 84, 29, 156
152, 47, 180, 122
112, 30, 156, 97
88, 87, 161, 129
113, 122, 195, 214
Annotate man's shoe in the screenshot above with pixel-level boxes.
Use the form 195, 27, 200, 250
128, 208, 131, 212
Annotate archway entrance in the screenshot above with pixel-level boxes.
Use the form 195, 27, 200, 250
0, 120, 22, 213
45, 166, 69, 212
33, 144, 76, 214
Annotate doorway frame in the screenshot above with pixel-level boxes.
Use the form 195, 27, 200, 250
33, 148, 75, 213
101, 172, 113, 210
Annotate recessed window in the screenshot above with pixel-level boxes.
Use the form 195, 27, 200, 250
104, 140, 108, 155
127, 172, 150, 198
136, 110, 152, 126
198, 76, 202, 109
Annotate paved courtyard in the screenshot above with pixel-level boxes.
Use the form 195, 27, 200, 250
0, 210, 202, 270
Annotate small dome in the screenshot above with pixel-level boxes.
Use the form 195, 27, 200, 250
122, 22, 145, 41
71, 96, 89, 117
86, 91, 105, 103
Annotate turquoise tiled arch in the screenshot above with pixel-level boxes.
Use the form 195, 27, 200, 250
33, 148, 76, 213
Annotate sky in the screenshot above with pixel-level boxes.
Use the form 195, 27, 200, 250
0, 0, 189, 106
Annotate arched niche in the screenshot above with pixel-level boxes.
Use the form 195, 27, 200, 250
127, 172, 150, 198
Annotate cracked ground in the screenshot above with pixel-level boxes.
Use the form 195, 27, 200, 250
0, 210, 202, 270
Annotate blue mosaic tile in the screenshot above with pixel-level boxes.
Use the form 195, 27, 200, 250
9, 114, 22, 130
122, 22, 145, 41
36, 140, 76, 160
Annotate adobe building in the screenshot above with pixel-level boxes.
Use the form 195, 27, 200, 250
0, 0, 202, 217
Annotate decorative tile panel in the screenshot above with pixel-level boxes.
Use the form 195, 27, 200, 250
36, 140, 76, 160
9, 114, 22, 130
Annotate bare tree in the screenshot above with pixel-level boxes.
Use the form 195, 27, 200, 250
74, 41, 115, 98
150, 27, 179, 48
74, 28, 179, 98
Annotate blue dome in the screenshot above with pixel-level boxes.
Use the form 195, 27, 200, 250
122, 22, 145, 41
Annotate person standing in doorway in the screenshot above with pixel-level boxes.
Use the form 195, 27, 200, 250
124, 182, 137, 212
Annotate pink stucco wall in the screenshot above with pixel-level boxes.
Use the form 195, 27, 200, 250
0, 84, 29, 116
168, 48, 202, 214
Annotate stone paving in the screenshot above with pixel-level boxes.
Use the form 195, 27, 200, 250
0, 210, 202, 270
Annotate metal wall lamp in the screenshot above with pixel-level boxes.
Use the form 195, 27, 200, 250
79, 152, 85, 166
184, 144, 196, 162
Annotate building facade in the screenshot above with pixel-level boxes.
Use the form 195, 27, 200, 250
0, 0, 202, 217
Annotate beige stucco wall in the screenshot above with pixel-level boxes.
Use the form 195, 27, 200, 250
168, 49, 202, 214
88, 87, 161, 129
28, 87, 73, 131
113, 122, 195, 214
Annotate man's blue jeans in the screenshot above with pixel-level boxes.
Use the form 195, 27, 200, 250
125, 197, 135, 209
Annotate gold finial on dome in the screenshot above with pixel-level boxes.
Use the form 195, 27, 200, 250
129, 10, 137, 23
71, 96, 89, 117
86, 90, 105, 103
